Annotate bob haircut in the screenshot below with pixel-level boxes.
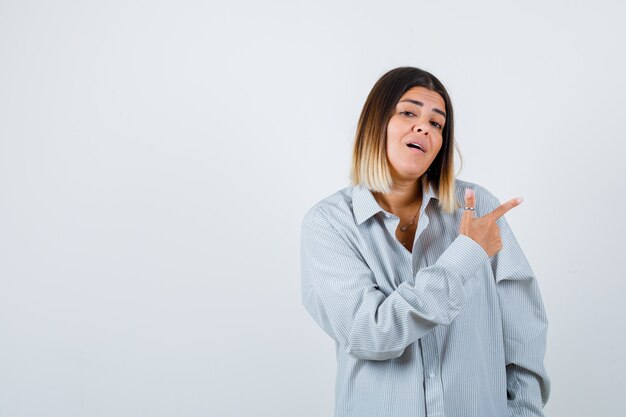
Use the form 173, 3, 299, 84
350, 67, 458, 213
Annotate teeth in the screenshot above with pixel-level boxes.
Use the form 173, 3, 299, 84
407, 143, 423, 150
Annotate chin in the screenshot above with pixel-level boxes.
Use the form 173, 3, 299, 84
396, 171, 427, 182
390, 161, 429, 181
404, 166, 428, 178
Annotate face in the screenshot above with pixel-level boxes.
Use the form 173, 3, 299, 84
385, 86, 446, 183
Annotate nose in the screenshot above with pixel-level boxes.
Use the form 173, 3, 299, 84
413, 123, 429, 135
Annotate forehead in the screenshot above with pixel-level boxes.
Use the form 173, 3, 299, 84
398, 86, 446, 111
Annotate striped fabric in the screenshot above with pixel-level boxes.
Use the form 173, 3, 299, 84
300, 179, 550, 417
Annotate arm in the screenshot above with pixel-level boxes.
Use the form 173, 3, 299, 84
300, 207, 488, 361
493, 215, 551, 416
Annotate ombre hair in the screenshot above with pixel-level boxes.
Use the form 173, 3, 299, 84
350, 67, 459, 213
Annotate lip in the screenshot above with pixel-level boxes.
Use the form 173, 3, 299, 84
406, 146, 426, 155
405, 139, 428, 153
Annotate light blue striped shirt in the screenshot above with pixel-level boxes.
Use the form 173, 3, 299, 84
300, 179, 550, 417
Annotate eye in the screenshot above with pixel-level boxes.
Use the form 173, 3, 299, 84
400, 111, 415, 117
430, 121, 443, 129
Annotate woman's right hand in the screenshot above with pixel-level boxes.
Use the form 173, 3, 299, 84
459, 188, 523, 257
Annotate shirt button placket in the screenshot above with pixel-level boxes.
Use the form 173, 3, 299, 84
420, 334, 444, 417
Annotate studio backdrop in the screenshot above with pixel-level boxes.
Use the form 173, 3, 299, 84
0, 1, 624, 416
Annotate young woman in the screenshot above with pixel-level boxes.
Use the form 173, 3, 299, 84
300, 67, 550, 417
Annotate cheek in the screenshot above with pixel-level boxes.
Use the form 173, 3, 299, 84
385, 123, 401, 153
432, 134, 444, 155
386, 117, 406, 139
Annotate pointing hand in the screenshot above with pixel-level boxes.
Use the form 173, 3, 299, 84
459, 188, 523, 257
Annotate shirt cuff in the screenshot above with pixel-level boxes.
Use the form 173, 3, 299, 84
437, 234, 489, 283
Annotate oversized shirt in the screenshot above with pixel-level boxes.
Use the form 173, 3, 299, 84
300, 180, 550, 417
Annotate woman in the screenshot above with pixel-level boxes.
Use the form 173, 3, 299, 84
300, 67, 550, 417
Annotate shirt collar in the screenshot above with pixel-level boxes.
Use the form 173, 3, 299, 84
353, 182, 439, 225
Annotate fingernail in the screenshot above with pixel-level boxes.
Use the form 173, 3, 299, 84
516, 197, 524, 204
465, 188, 472, 198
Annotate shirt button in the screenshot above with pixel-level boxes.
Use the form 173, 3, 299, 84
428, 373, 435, 379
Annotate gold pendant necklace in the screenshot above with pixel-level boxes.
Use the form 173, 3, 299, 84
399, 209, 419, 232
399, 199, 421, 232
399, 194, 422, 247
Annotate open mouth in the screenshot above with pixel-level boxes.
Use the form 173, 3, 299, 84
407, 142, 425, 152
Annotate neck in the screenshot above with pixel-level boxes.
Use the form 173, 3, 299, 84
374, 177, 424, 214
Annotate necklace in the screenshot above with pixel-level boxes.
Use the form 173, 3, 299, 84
374, 190, 422, 247
399, 194, 422, 232
397, 191, 423, 248
399, 207, 420, 232
399, 203, 421, 248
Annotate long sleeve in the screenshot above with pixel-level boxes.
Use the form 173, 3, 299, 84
492, 215, 551, 416
300, 207, 489, 361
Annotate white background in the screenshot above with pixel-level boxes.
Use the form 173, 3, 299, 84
1, 1, 625, 416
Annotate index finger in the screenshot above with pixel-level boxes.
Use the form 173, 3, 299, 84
488, 197, 524, 219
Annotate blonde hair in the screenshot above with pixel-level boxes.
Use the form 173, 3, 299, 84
350, 67, 459, 213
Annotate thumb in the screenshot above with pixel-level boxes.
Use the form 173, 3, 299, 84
463, 188, 476, 218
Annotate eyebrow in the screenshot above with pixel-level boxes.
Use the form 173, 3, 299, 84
399, 99, 447, 118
